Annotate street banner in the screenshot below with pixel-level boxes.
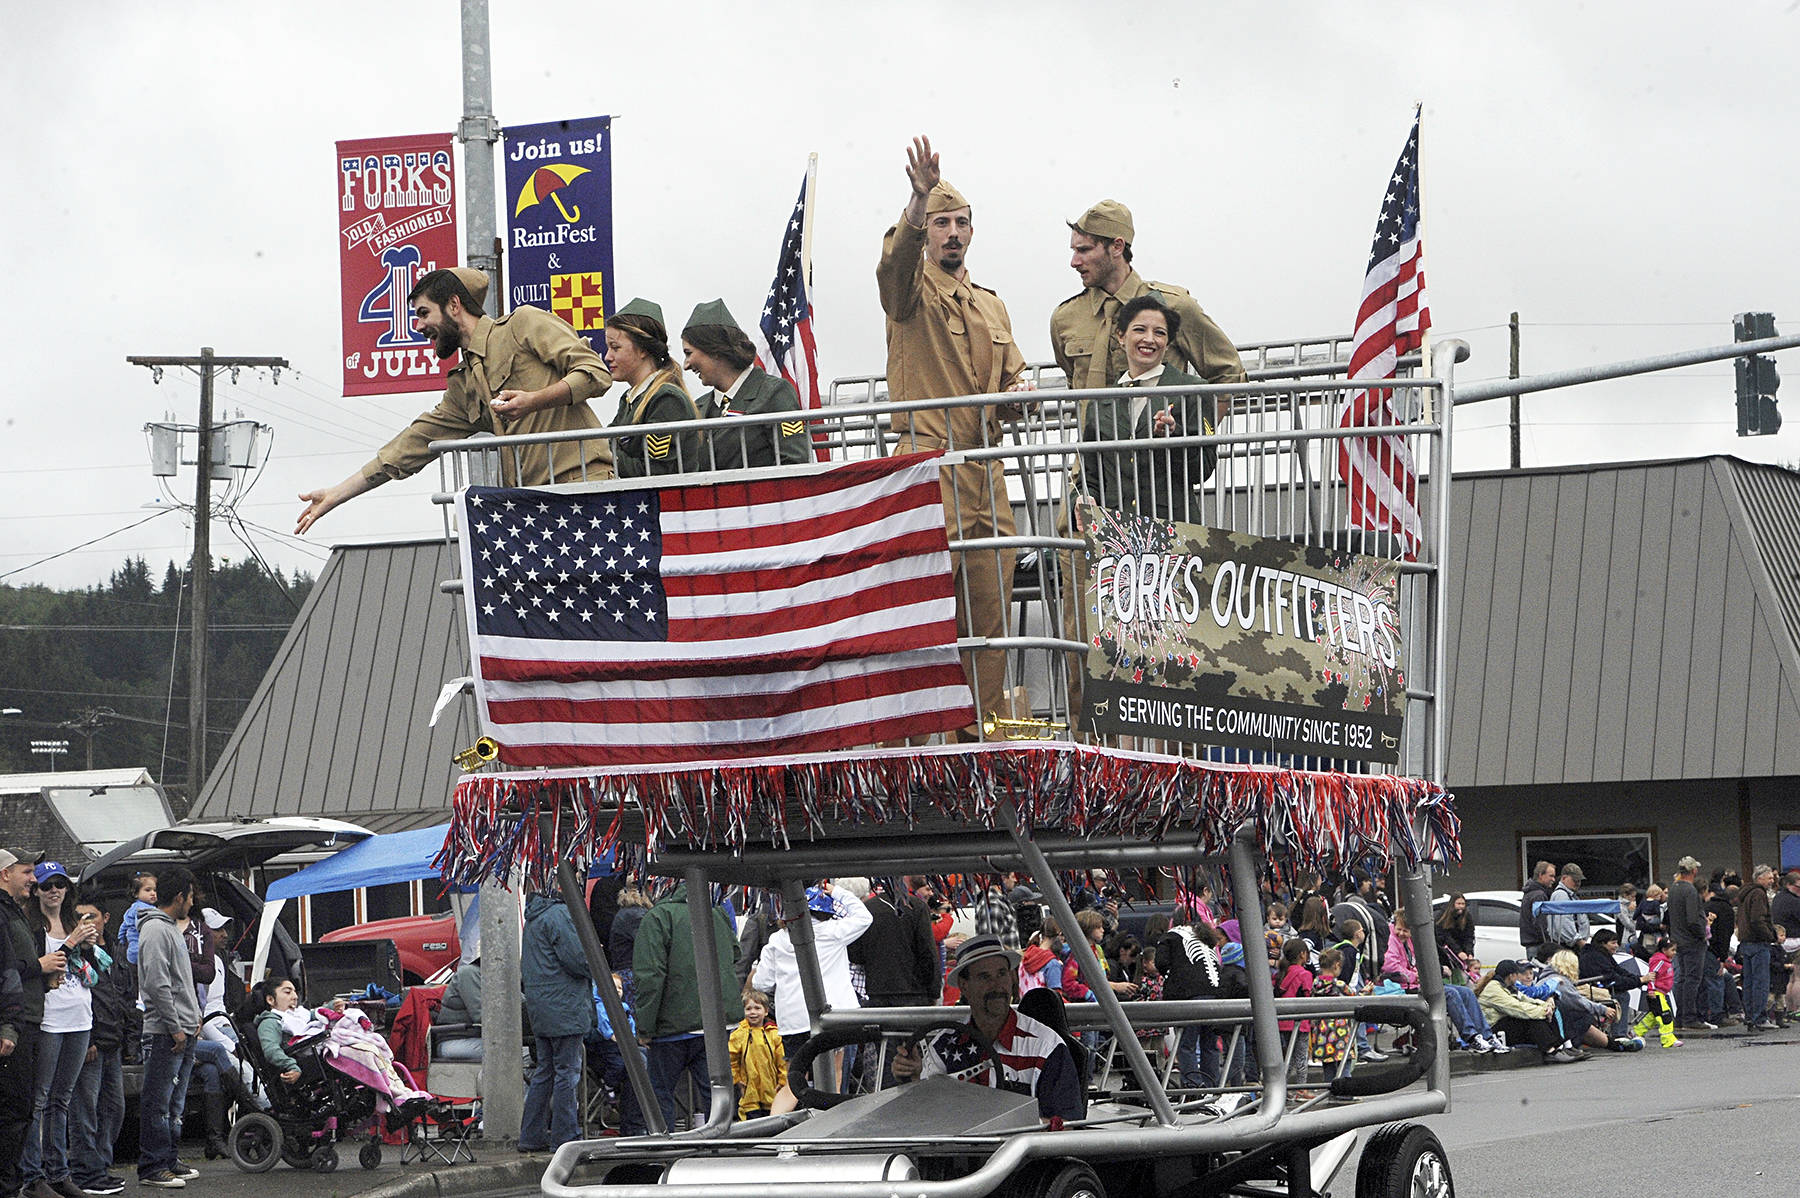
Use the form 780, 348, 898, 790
336, 132, 459, 397
502, 116, 613, 350
1078, 498, 1407, 763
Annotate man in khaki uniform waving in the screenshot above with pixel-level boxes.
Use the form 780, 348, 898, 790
877, 136, 1032, 739
1049, 201, 1245, 427
297, 266, 614, 534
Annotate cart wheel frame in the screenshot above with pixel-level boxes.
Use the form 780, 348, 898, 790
312, 1144, 340, 1173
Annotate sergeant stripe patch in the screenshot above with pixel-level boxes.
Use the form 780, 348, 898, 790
646, 434, 672, 459
780, 420, 805, 436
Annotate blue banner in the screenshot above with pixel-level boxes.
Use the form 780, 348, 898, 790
501, 115, 613, 350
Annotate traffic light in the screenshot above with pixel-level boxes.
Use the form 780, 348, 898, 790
1733, 311, 1781, 437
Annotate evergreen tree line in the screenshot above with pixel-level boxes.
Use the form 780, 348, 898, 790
0, 555, 313, 794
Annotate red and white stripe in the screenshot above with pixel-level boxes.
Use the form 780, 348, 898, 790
1338, 125, 1431, 561
466, 454, 974, 766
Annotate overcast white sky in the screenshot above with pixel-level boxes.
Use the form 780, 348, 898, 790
6, 0, 1798, 590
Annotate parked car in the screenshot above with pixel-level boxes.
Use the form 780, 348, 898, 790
81, 816, 375, 989
1431, 889, 1618, 970
76, 816, 374, 1101
320, 910, 460, 984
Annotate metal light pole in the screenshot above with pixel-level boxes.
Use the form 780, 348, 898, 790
30, 739, 70, 772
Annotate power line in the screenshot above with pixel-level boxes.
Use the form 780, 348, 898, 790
1, 684, 253, 707
0, 510, 176, 580
0, 623, 290, 632
221, 511, 304, 614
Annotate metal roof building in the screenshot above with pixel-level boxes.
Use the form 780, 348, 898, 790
190, 538, 476, 835
191, 455, 1800, 890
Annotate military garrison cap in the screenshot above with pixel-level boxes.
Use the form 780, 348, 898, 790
448, 266, 490, 312
927, 180, 971, 215
683, 298, 741, 334
1070, 199, 1134, 245
613, 297, 667, 332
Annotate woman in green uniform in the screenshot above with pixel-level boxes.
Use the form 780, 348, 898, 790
679, 299, 813, 471
604, 298, 700, 477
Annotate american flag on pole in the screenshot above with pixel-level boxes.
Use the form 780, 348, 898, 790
1338, 110, 1431, 560
748, 158, 826, 459
455, 454, 975, 767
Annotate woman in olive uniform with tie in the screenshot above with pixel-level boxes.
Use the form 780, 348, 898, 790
679, 299, 812, 471
604, 298, 700, 477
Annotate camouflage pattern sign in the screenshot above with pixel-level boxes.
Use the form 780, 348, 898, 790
1078, 498, 1406, 763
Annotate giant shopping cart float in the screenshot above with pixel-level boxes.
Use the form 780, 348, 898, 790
426, 331, 1471, 1196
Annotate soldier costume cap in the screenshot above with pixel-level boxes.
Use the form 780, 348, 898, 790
1070, 199, 1134, 245
613, 297, 667, 334
448, 267, 490, 312
682, 298, 741, 335
927, 180, 971, 215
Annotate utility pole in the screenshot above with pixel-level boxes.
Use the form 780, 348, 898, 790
59, 708, 117, 770
1508, 312, 1521, 470
456, 0, 524, 1144
128, 350, 287, 804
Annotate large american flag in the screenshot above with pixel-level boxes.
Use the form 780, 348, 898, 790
455, 454, 975, 767
748, 165, 824, 458
1337, 111, 1431, 560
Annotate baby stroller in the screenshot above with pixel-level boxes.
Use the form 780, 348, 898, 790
224, 1002, 469, 1172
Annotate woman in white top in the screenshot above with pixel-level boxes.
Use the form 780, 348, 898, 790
752, 884, 873, 1051
23, 862, 106, 1198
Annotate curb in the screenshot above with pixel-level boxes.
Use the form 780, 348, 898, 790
354, 1155, 545, 1198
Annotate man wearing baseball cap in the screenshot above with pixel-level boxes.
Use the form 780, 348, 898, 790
1542, 863, 1590, 955
1, 847, 65, 1198
1051, 200, 1245, 427
891, 934, 1083, 1122
297, 265, 616, 534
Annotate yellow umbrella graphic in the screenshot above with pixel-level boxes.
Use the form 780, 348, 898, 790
515, 163, 591, 223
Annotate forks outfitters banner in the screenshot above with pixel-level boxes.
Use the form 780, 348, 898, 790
502, 115, 613, 352
336, 132, 460, 397
1078, 499, 1407, 763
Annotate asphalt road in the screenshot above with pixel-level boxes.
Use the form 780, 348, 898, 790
137, 1028, 1797, 1198
1339, 1026, 1800, 1197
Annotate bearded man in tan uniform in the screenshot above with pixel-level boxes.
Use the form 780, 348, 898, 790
876, 136, 1033, 739
296, 266, 614, 534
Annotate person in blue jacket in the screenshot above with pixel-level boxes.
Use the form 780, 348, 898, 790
518, 893, 594, 1153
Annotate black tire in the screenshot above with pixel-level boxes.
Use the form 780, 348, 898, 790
281, 1143, 313, 1169
359, 1141, 383, 1170
312, 1145, 339, 1174
227, 1112, 282, 1174
1356, 1123, 1453, 1198
1011, 1161, 1106, 1198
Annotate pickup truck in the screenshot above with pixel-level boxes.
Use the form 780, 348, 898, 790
319, 910, 460, 984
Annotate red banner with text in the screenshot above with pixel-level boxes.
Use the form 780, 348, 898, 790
337, 133, 460, 397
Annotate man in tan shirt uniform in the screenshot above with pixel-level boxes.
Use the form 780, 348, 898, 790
296, 266, 614, 534
1049, 200, 1245, 428
876, 136, 1031, 738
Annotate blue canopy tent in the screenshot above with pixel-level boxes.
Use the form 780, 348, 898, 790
252, 823, 469, 981
266, 823, 453, 901
251, 828, 617, 980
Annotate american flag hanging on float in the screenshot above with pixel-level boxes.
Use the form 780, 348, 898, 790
455, 454, 974, 767
748, 158, 824, 458
1337, 110, 1431, 560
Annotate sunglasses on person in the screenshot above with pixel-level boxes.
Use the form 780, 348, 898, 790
38, 877, 71, 890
